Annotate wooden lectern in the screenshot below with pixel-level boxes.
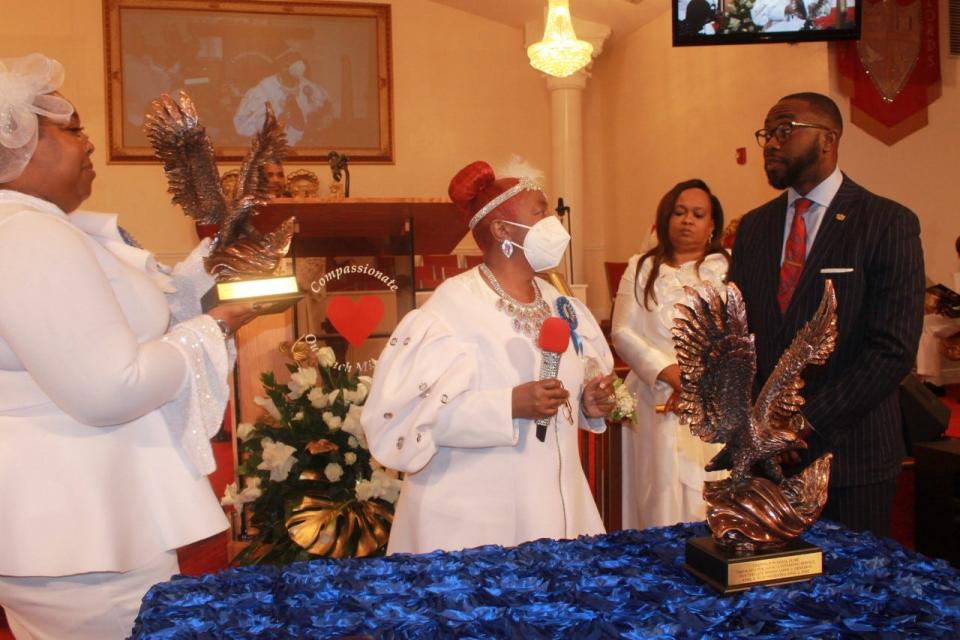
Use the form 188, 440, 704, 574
198, 197, 467, 425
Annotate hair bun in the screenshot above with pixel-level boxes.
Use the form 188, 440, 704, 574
448, 161, 496, 214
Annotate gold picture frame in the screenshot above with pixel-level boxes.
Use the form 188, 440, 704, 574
103, 0, 394, 163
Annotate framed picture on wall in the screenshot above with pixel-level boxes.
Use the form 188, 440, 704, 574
103, 0, 394, 163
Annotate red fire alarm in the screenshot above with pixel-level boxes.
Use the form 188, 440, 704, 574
736, 147, 747, 165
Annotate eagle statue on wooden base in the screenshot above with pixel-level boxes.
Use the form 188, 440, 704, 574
672, 280, 838, 552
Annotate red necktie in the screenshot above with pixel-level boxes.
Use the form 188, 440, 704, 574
777, 197, 812, 313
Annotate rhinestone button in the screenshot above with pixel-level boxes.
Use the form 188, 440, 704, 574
441, 394, 449, 404
389, 337, 397, 346
403, 337, 411, 345
416, 433, 423, 443
383, 412, 394, 419
396, 436, 405, 449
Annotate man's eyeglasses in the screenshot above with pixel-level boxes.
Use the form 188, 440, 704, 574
755, 121, 834, 147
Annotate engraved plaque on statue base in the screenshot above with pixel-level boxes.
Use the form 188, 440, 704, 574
200, 275, 304, 314
684, 536, 823, 594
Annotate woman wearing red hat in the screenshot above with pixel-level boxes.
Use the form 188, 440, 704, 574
362, 161, 616, 554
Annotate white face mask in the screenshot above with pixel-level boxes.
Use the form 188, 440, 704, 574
503, 216, 570, 272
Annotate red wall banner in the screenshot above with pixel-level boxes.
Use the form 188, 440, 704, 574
836, 0, 941, 145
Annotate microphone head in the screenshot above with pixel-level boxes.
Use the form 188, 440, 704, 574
538, 317, 570, 353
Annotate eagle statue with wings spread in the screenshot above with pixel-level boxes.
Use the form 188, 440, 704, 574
144, 91, 295, 281
672, 280, 837, 552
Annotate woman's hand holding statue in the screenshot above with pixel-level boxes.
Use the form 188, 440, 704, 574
206, 301, 264, 337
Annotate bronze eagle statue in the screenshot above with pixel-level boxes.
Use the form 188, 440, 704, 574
672, 280, 837, 484
143, 91, 295, 281
671, 281, 838, 551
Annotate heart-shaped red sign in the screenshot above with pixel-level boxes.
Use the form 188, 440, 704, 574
326, 296, 385, 347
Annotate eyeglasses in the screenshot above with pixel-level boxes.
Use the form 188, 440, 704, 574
754, 121, 834, 147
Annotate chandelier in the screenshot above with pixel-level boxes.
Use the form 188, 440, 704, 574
527, 0, 594, 78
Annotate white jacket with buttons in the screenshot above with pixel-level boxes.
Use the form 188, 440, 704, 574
362, 267, 613, 555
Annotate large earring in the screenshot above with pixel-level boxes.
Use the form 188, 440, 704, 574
501, 238, 514, 258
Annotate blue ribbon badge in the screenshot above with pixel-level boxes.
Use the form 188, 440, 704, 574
556, 296, 583, 355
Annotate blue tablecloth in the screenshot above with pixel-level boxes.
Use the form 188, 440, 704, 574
133, 521, 960, 639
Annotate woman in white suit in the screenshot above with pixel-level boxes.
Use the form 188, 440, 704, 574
612, 179, 729, 530
0, 54, 258, 639
362, 160, 616, 554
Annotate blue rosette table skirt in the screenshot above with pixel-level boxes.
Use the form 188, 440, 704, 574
132, 520, 960, 639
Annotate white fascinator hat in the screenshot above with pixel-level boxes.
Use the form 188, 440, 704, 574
0, 53, 74, 182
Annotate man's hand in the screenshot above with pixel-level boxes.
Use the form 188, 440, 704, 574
776, 421, 814, 466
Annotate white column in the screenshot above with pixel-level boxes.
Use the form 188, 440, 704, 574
547, 74, 587, 285
525, 18, 610, 291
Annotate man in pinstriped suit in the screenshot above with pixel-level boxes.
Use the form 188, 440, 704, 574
728, 92, 925, 537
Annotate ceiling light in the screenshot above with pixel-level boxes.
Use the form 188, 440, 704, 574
527, 0, 594, 78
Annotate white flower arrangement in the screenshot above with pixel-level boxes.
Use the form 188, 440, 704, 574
355, 468, 402, 504
236, 422, 256, 442
221, 477, 262, 510
609, 377, 638, 423
286, 367, 318, 399
321, 411, 343, 430
324, 462, 344, 482
257, 438, 298, 481
228, 345, 396, 566
316, 346, 336, 367
253, 395, 281, 420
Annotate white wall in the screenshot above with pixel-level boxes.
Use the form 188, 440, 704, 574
5, 0, 552, 258
7, 0, 958, 306
582, 4, 959, 315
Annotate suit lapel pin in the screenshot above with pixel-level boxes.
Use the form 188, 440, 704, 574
835, 213, 846, 221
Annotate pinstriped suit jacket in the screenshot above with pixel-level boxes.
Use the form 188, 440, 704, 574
728, 174, 925, 487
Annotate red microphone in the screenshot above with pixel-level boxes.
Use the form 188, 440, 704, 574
535, 317, 571, 441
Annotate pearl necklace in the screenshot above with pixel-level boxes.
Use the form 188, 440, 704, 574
479, 264, 551, 339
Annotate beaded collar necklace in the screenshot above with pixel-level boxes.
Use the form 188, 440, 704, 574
479, 264, 551, 339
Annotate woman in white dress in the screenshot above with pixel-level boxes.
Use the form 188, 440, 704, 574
612, 179, 729, 530
362, 161, 616, 554
0, 54, 259, 639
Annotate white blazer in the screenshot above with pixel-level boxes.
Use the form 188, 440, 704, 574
0, 191, 228, 576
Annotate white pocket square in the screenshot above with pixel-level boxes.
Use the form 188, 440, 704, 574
820, 267, 854, 274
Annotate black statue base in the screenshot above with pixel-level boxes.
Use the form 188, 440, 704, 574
684, 536, 823, 594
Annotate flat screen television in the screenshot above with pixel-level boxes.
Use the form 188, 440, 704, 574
673, 0, 860, 46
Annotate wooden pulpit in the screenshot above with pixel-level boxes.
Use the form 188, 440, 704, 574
198, 197, 467, 425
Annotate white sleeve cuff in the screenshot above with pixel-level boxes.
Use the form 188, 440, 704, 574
579, 405, 608, 434
166, 239, 216, 323
160, 314, 230, 475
